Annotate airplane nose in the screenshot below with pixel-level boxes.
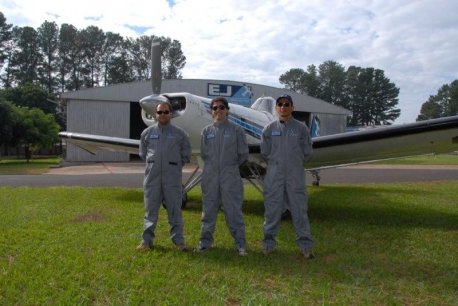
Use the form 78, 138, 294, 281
139, 94, 169, 115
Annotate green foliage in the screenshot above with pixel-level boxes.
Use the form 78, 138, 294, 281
280, 61, 400, 125
417, 79, 458, 121
0, 98, 14, 144
4, 104, 60, 160
0, 83, 55, 113
0, 13, 186, 93
0, 183, 457, 304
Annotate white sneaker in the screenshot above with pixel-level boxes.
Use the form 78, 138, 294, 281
238, 248, 248, 256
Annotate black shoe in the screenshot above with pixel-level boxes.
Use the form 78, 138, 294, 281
195, 245, 210, 253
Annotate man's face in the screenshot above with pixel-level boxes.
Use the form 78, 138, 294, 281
156, 103, 171, 125
211, 100, 228, 123
276, 98, 294, 120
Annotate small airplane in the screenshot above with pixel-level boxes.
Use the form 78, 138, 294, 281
59, 42, 458, 203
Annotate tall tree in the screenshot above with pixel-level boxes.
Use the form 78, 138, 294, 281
58, 24, 77, 92
101, 32, 125, 85
279, 65, 320, 97
417, 79, 458, 120
80, 25, 105, 87
344, 66, 399, 125
0, 12, 12, 68
160, 37, 186, 79
0, 12, 14, 88
9, 26, 42, 86
317, 60, 347, 107
127, 35, 186, 81
37, 20, 59, 93
279, 61, 400, 125
127, 35, 154, 81
279, 68, 306, 94
61, 25, 85, 91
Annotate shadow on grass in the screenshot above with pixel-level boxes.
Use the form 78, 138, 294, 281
308, 185, 458, 231
113, 183, 458, 231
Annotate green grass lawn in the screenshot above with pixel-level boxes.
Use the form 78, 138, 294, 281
0, 157, 62, 174
1, 183, 457, 305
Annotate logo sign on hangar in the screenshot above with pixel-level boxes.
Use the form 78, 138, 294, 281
207, 83, 253, 106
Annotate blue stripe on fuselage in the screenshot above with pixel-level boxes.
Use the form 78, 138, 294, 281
202, 101, 262, 139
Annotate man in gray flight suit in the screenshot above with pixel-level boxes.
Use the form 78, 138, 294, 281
260, 94, 315, 259
197, 97, 249, 256
136, 101, 191, 252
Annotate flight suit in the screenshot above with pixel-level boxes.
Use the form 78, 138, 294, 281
199, 121, 249, 250
260, 118, 313, 252
139, 123, 191, 247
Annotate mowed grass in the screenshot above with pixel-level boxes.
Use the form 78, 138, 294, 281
372, 153, 458, 165
1, 183, 457, 305
0, 157, 61, 174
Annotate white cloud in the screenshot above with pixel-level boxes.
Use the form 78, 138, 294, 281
1, 0, 457, 123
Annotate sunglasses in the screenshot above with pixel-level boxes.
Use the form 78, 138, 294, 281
156, 110, 170, 115
276, 102, 291, 107
212, 105, 226, 111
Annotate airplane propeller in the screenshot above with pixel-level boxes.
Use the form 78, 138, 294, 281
139, 41, 169, 124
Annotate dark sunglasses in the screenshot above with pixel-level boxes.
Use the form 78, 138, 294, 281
276, 102, 291, 107
212, 105, 226, 111
156, 110, 170, 115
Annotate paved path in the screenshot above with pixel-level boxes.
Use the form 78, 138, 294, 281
1, 162, 457, 188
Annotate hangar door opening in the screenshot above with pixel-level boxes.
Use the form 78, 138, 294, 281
130, 102, 147, 160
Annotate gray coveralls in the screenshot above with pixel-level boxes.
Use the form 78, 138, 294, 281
139, 123, 191, 247
199, 121, 249, 250
260, 118, 314, 252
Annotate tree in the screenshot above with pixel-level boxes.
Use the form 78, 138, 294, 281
160, 37, 186, 79
0, 12, 12, 69
101, 32, 126, 85
9, 26, 42, 86
279, 61, 400, 125
0, 99, 14, 151
0, 83, 57, 118
279, 68, 306, 94
58, 24, 86, 91
37, 20, 59, 93
344, 66, 400, 125
417, 79, 458, 120
127, 35, 186, 81
80, 25, 105, 87
9, 105, 60, 161
317, 60, 347, 107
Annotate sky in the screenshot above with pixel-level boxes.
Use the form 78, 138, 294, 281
1, 0, 457, 123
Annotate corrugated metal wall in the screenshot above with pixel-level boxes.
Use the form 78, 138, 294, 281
65, 100, 130, 162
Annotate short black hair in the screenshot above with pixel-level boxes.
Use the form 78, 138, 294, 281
210, 96, 229, 110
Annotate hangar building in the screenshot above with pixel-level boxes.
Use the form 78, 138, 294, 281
61, 79, 351, 162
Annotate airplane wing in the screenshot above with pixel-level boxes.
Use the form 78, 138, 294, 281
59, 132, 139, 155
60, 115, 458, 169
248, 115, 458, 169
